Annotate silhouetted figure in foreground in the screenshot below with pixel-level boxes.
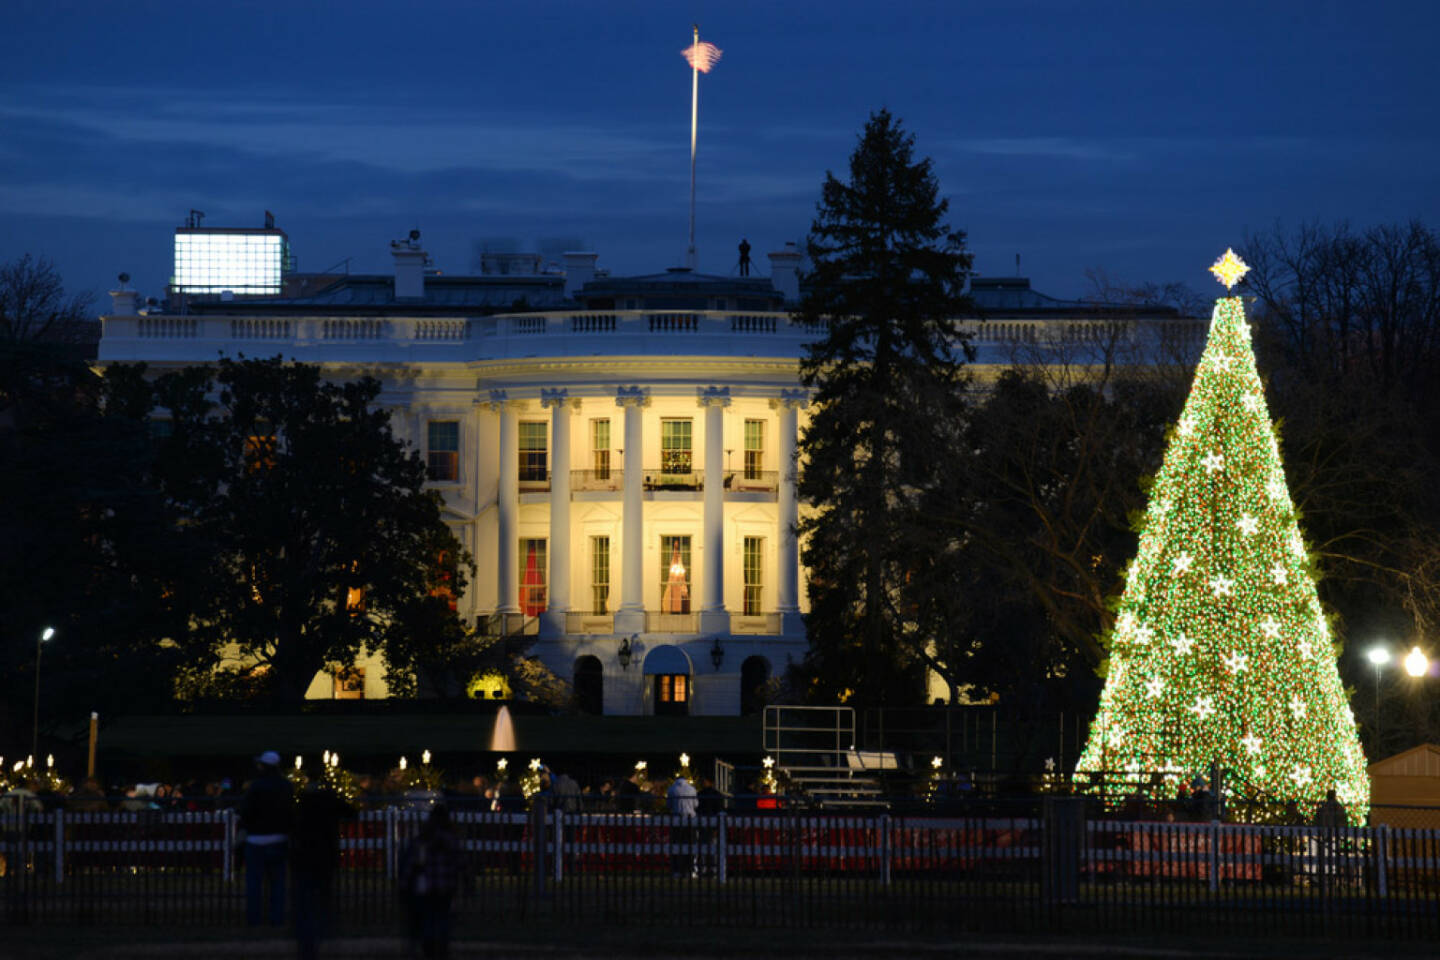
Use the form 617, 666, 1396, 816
292, 780, 355, 960
239, 750, 295, 927
399, 805, 464, 959
738, 238, 752, 276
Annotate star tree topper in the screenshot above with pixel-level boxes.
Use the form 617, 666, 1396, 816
1210, 248, 1251, 290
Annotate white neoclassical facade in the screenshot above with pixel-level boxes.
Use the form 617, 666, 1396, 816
99, 233, 1197, 715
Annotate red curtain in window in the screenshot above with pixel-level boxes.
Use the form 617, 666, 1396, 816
520, 541, 546, 616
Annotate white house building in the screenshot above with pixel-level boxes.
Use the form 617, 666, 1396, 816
99, 225, 1197, 716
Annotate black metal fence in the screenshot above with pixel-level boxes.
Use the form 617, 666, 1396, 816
5, 801, 1440, 939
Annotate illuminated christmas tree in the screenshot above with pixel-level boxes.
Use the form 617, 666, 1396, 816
1074, 249, 1369, 822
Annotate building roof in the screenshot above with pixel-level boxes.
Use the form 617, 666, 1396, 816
1369, 743, 1440, 778
181, 273, 570, 316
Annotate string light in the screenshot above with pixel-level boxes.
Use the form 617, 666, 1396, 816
1075, 275, 1369, 823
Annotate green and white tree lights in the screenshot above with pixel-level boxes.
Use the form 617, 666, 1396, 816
1075, 249, 1369, 822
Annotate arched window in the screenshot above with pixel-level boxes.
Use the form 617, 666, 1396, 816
574, 655, 603, 715
740, 656, 772, 716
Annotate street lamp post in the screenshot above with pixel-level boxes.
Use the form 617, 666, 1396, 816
1367, 645, 1391, 751
33, 626, 55, 762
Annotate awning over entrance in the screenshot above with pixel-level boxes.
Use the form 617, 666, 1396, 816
642, 644, 693, 675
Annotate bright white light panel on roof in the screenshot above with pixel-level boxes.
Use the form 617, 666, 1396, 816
173, 233, 284, 295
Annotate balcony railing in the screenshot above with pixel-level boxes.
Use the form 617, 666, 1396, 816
571, 469, 623, 492
643, 470, 701, 492
477, 612, 538, 637
566, 612, 615, 634
518, 469, 550, 492
730, 612, 782, 635
727, 470, 778, 493
645, 611, 698, 633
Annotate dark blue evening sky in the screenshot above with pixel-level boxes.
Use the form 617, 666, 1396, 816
3, 0, 1436, 306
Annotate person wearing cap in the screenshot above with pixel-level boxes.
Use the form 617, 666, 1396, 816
239, 749, 296, 926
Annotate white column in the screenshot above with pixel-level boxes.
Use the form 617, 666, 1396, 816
541, 389, 575, 637
614, 387, 648, 634
773, 390, 806, 636
698, 386, 730, 633
493, 391, 520, 616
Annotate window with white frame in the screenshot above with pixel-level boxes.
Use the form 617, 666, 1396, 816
427, 420, 459, 482
591, 418, 611, 479
744, 419, 765, 479
661, 418, 692, 474
743, 536, 764, 614
591, 536, 610, 615
518, 421, 548, 482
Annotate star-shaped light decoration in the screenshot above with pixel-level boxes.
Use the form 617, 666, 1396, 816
1237, 514, 1259, 536
1190, 696, 1216, 721
1297, 638, 1314, 660
1210, 575, 1235, 598
1223, 652, 1249, 674
1116, 611, 1136, 636
1241, 732, 1262, 755
1290, 696, 1307, 719
1212, 354, 1236, 372
1144, 676, 1165, 698
1171, 632, 1195, 655
1270, 564, 1288, 586
1202, 451, 1225, 474
1240, 392, 1262, 413
1290, 764, 1313, 788
1267, 478, 1288, 503
1133, 623, 1154, 646
1177, 417, 1194, 437
1259, 616, 1281, 639
1172, 553, 1194, 576
1210, 247, 1251, 290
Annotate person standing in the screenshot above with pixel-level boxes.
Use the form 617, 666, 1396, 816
292, 779, 355, 960
399, 804, 464, 959
666, 775, 698, 878
239, 749, 295, 927
737, 238, 752, 276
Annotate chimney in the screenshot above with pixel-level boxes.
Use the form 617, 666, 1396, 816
392, 230, 428, 300
563, 251, 598, 299
108, 289, 139, 316
767, 242, 802, 303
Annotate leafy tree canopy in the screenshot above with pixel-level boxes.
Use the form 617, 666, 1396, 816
105, 356, 474, 704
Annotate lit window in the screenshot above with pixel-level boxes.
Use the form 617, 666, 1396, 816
427, 421, 459, 481
519, 421, 548, 482
744, 419, 765, 479
744, 536, 764, 615
333, 666, 365, 700
661, 419, 692, 475
659, 535, 691, 614
591, 419, 611, 479
657, 674, 688, 703
245, 419, 276, 472
591, 536, 610, 615
520, 538, 547, 615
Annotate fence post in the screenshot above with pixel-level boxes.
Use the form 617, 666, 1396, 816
879, 813, 891, 886
553, 810, 563, 883
222, 808, 234, 882
1208, 820, 1220, 894
717, 812, 727, 885
385, 807, 397, 880
1042, 796, 1083, 905
1375, 824, 1388, 898
530, 796, 549, 900
53, 809, 64, 884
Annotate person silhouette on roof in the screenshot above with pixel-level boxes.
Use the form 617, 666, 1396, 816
738, 238, 752, 276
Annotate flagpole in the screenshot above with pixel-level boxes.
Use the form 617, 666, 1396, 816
688, 23, 699, 270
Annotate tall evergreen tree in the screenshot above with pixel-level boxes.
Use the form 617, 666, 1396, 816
794, 110, 974, 705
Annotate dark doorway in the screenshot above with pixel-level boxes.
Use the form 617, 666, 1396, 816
574, 656, 603, 715
740, 656, 771, 716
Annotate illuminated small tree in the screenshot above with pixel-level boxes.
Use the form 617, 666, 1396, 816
1074, 250, 1369, 822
